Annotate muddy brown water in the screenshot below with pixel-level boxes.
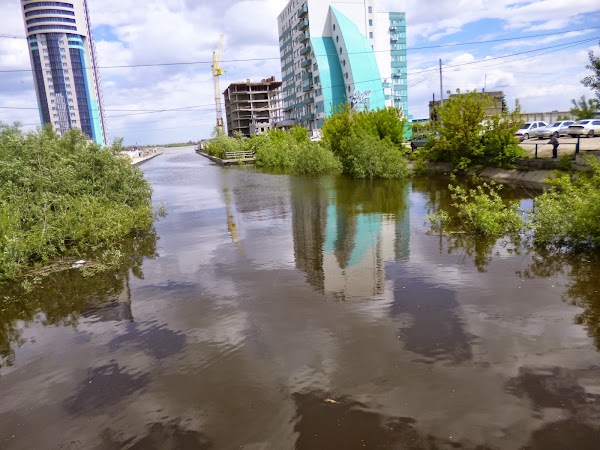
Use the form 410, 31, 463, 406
1, 146, 599, 449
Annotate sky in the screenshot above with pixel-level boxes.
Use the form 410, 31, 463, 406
0, 0, 599, 145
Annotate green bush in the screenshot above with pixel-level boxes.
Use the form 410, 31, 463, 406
428, 181, 523, 236
0, 124, 154, 281
532, 160, 600, 247
254, 128, 342, 174
204, 128, 249, 158
321, 106, 408, 179
429, 91, 523, 169
343, 131, 407, 179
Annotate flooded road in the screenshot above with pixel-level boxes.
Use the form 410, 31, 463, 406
1, 146, 599, 449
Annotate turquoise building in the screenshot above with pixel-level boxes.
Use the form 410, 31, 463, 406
277, 1, 409, 137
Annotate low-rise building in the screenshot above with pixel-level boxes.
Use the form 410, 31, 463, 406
429, 91, 506, 121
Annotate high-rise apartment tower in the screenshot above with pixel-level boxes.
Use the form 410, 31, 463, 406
20, 0, 107, 146
277, 0, 408, 136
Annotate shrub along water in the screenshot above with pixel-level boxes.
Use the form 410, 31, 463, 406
320, 106, 408, 179
0, 124, 154, 281
253, 127, 342, 174
426, 91, 524, 169
428, 180, 523, 237
203, 107, 409, 179
532, 160, 600, 248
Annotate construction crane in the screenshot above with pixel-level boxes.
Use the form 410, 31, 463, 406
212, 34, 225, 130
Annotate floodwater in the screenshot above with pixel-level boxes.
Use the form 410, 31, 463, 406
1, 146, 599, 449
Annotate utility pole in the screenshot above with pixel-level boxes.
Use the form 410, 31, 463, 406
439, 59, 444, 107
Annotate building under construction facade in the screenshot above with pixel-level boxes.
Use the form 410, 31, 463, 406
224, 77, 283, 137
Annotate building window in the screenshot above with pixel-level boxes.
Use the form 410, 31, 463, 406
333, 24, 336, 31
369, 19, 373, 26
345, 72, 348, 79
336, 36, 339, 43
369, 32, 373, 39
339, 47, 342, 54
368, 6, 372, 13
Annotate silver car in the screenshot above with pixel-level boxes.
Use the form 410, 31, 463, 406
539, 120, 574, 138
567, 119, 600, 138
515, 121, 547, 140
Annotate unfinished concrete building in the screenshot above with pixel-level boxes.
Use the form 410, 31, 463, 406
224, 77, 283, 137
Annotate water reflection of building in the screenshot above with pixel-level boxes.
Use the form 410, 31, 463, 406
291, 179, 411, 299
291, 179, 328, 291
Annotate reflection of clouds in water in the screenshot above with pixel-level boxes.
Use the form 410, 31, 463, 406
63, 362, 151, 415
292, 390, 459, 450
505, 366, 600, 448
98, 420, 213, 449
187, 310, 249, 350
387, 263, 475, 365
109, 321, 187, 360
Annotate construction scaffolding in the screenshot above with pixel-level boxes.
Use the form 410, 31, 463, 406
223, 76, 283, 138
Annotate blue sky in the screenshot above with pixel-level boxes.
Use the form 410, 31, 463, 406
0, 0, 599, 145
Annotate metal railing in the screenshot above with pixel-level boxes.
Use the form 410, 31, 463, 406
519, 136, 594, 158
224, 150, 255, 160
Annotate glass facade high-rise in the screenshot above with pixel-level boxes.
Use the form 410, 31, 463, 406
277, 0, 409, 137
20, 0, 107, 146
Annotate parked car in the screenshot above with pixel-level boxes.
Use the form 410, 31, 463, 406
567, 119, 600, 138
410, 133, 438, 150
539, 120, 574, 138
515, 121, 548, 140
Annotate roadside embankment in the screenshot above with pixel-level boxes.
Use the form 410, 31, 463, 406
131, 151, 163, 165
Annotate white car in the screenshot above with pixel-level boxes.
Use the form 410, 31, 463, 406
539, 120, 574, 138
567, 119, 600, 138
515, 121, 547, 140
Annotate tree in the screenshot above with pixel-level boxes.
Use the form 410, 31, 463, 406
431, 91, 489, 165
429, 90, 523, 168
582, 44, 600, 101
570, 95, 599, 120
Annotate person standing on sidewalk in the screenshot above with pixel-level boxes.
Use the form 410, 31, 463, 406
548, 135, 559, 158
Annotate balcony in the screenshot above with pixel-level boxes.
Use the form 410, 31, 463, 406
300, 45, 311, 56
284, 104, 294, 112
297, 97, 313, 107
297, 4, 308, 18
301, 31, 310, 42
389, 26, 396, 31
299, 18, 309, 30
300, 58, 312, 68
302, 112, 315, 121
302, 82, 313, 92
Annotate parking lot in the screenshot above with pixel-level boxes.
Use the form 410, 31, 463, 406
519, 136, 600, 158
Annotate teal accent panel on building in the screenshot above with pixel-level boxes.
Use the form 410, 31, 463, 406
90, 99, 104, 146
331, 7, 385, 112
311, 37, 346, 117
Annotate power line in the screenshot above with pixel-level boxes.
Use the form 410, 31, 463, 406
2, 36, 596, 121
1, 27, 599, 74
444, 37, 598, 70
